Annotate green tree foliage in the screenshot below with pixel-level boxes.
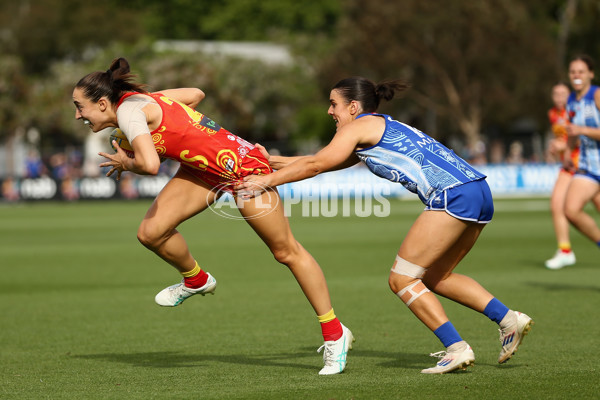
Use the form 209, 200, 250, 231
0, 0, 142, 75
119, 0, 340, 41
319, 0, 563, 151
0, 56, 27, 134
0, 0, 341, 153
1, 0, 599, 163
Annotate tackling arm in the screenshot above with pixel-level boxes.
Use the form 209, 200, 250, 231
259, 126, 361, 187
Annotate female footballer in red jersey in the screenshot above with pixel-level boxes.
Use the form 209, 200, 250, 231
72, 58, 352, 375
546, 82, 579, 269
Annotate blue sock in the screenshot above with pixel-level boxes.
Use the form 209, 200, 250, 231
483, 298, 509, 324
596, 240, 600, 248
433, 321, 462, 348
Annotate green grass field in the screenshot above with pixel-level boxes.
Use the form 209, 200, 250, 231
1, 198, 599, 399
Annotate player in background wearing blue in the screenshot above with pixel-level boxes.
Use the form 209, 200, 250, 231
564, 55, 600, 254
236, 77, 534, 374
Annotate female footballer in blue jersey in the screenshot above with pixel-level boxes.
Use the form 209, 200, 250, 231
564, 55, 600, 252
236, 77, 533, 374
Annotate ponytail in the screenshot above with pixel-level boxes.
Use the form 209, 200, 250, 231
375, 81, 409, 103
75, 57, 147, 104
333, 77, 408, 113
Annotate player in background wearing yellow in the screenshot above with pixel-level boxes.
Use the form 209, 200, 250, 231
72, 58, 353, 375
564, 55, 600, 255
237, 77, 533, 374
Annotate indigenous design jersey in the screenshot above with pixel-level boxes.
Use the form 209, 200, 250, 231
548, 107, 580, 168
567, 85, 600, 175
354, 113, 486, 206
117, 92, 271, 189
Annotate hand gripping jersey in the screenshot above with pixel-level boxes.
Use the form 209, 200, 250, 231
117, 92, 271, 189
567, 85, 600, 175
354, 113, 486, 206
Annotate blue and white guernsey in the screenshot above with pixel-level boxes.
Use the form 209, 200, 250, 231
355, 113, 486, 206
567, 85, 600, 175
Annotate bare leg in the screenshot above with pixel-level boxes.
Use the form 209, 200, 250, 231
550, 170, 574, 246
593, 191, 600, 212
565, 177, 600, 243
389, 211, 492, 330
137, 168, 217, 273
237, 188, 333, 316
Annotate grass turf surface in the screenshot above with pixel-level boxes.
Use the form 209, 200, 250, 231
0, 198, 598, 399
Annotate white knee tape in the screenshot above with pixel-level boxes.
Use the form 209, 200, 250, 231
391, 256, 426, 279
396, 280, 430, 306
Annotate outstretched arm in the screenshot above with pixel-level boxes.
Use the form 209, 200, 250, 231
235, 126, 361, 197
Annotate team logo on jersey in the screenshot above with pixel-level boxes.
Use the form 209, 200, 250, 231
216, 149, 239, 174
180, 150, 208, 171
238, 146, 249, 157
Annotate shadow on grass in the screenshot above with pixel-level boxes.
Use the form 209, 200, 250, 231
71, 350, 316, 370
525, 281, 600, 292
70, 348, 477, 374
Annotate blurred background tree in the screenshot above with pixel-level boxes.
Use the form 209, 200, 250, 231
0, 0, 599, 171
319, 0, 569, 160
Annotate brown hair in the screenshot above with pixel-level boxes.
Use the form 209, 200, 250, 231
570, 54, 595, 72
332, 77, 409, 113
75, 58, 147, 104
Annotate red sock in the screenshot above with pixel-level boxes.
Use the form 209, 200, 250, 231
558, 242, 572, 254
321, 318, 343, 341
184, 270, 209, 288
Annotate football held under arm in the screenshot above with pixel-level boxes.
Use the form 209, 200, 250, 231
116, 99, 161, 175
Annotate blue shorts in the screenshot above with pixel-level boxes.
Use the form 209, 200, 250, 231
574, 169, 600, 184
425, 179, 494, 224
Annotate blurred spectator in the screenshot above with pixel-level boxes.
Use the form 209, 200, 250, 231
489, 139, 505, 164
467, 140, 488, 165
1, 177, 20, 201
49, 153, 69, 180
25, 149, 47, 178
506, 140, 524, 164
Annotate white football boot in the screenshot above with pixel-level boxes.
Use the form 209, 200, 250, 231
317, 324, 354, 375
545, 250, 576, 270
155, 273, 217, 307
498, 311, 533, 363
421, 341, 475, 374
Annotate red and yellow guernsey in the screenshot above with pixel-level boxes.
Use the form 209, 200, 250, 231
117, 92, 271, 189
548, 106, 580, 170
